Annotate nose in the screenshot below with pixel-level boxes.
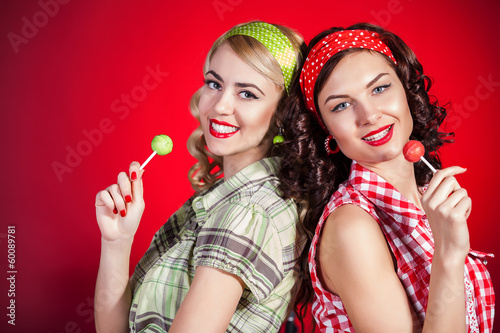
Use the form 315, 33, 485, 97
213, 89, 234, 116
356, 101, 382, 126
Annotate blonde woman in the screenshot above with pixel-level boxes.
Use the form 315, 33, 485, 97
94, 21, 306, 333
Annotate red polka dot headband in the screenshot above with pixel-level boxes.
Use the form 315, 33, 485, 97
299, 30, 397, 129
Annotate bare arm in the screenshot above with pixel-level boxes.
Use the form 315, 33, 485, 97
94, 162, 145, 333
169, 266, 245, 333
94, 239, 133, 333
318, 167, 471, 333
318, 204, 420, 332
421, 166, 470, 332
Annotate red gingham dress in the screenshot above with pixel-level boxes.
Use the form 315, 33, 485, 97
309, 161, 495, 332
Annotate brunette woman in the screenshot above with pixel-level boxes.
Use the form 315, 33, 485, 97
279, 23, 494, 332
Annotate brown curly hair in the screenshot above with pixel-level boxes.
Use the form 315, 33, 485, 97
277, 23, 454, 325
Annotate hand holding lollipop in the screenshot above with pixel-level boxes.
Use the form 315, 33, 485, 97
140, 134, 173, 170
405, 141, 472, 259
403, 140, 437, 173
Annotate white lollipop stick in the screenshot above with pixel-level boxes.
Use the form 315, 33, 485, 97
420, 156, 437, 173
403, 140, 438, 174
140, 151, 157, 170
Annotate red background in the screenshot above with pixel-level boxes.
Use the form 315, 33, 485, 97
1, 0, 499, 332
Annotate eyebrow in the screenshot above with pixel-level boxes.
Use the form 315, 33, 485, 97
323, 73, 390, 105
205, 70, 265, 96
366, 73, 389, 89
205, 70, 223, 82
235, 83, 265, 96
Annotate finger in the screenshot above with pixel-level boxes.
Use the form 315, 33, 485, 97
441, 188, 468, 211
425, 166, 466, 195
436, 176, 461, 197
129, 161, 144, 199
95, 190, 117, 214
453, 196, 472, 221
107, 184, 126, 217
117, 171, 132, 205
129, 161, 141, 182
465, 197, 472, 220
424, 176, 461, 208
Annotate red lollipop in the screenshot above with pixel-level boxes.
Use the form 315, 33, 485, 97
403, 140, 424, 163
403, 140, 437, 173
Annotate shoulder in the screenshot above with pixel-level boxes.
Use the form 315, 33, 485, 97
317, 204, 395, 294
330, 181, 370, 208
204, 175, 297, 237
231, 159, 297, 222
320, 204, 384, 254
316, 182, 375, 238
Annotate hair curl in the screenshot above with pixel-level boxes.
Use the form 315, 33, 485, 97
186, 21, 306, 194
277, 23, 454, 322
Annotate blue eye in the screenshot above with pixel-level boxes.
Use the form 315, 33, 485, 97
239, 91, 258, 100
373, 83, 391, 94
204, 79, 221, 90
332, 101, 350, 112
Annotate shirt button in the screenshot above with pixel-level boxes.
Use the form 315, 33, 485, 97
483, 260, 488, 265
195, 201, 203, 209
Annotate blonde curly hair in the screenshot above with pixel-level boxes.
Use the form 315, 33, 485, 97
187, 21, 305, 193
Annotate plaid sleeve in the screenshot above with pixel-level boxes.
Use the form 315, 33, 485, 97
193, 200, 286, 303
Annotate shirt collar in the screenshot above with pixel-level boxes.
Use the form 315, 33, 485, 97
193, 157, 281, 213
349, 160, 425, 233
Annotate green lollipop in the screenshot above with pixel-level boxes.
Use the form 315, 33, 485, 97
140, 134, 173, 170
151, 134, 173, 155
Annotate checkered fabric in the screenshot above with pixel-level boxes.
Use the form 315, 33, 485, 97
129, 157, 306, 332
309, 161, 495, 332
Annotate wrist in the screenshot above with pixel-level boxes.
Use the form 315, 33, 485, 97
101, 237, 134, 252
432, 250, 467, 271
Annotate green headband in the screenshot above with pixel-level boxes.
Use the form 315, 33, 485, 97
222, 22, 297, 94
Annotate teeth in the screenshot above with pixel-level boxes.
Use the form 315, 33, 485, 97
363, 126, 391, 142
211, 122, 238, 134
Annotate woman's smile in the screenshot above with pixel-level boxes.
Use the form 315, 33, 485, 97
362, 124, 394, 146
209, 119, 240, 138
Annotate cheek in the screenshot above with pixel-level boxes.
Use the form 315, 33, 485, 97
198, 94, 210, 116
260, 107, 275, 125
330, 124, 351, 142
243, 105, 275, 128
395, 98, 413, 127
323, 112, 355, 139
386, 87, 410, 112
197, 96, 210, 130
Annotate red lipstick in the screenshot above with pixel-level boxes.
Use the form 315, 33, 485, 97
362, 124, 394, 146
209, 119, 240, 139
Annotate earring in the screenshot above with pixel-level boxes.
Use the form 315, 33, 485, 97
324, 135, 340, 155
273, 127, 284, 145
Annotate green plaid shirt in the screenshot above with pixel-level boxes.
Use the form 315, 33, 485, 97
129, 157, 305, 332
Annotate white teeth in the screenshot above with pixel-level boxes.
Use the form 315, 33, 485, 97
363, 126, 391, 142
211, 122, 238, 133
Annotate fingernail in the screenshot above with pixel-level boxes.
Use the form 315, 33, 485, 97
120, 209, 126, 217
125, 195, 132, 203
113, 208, 118, 215
131, 171, 137, 181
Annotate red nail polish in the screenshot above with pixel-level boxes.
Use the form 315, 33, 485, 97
131, 171, 137, 181
120, 210, 126, 217
113, 208, 118, 214
125, 195, 132, 203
